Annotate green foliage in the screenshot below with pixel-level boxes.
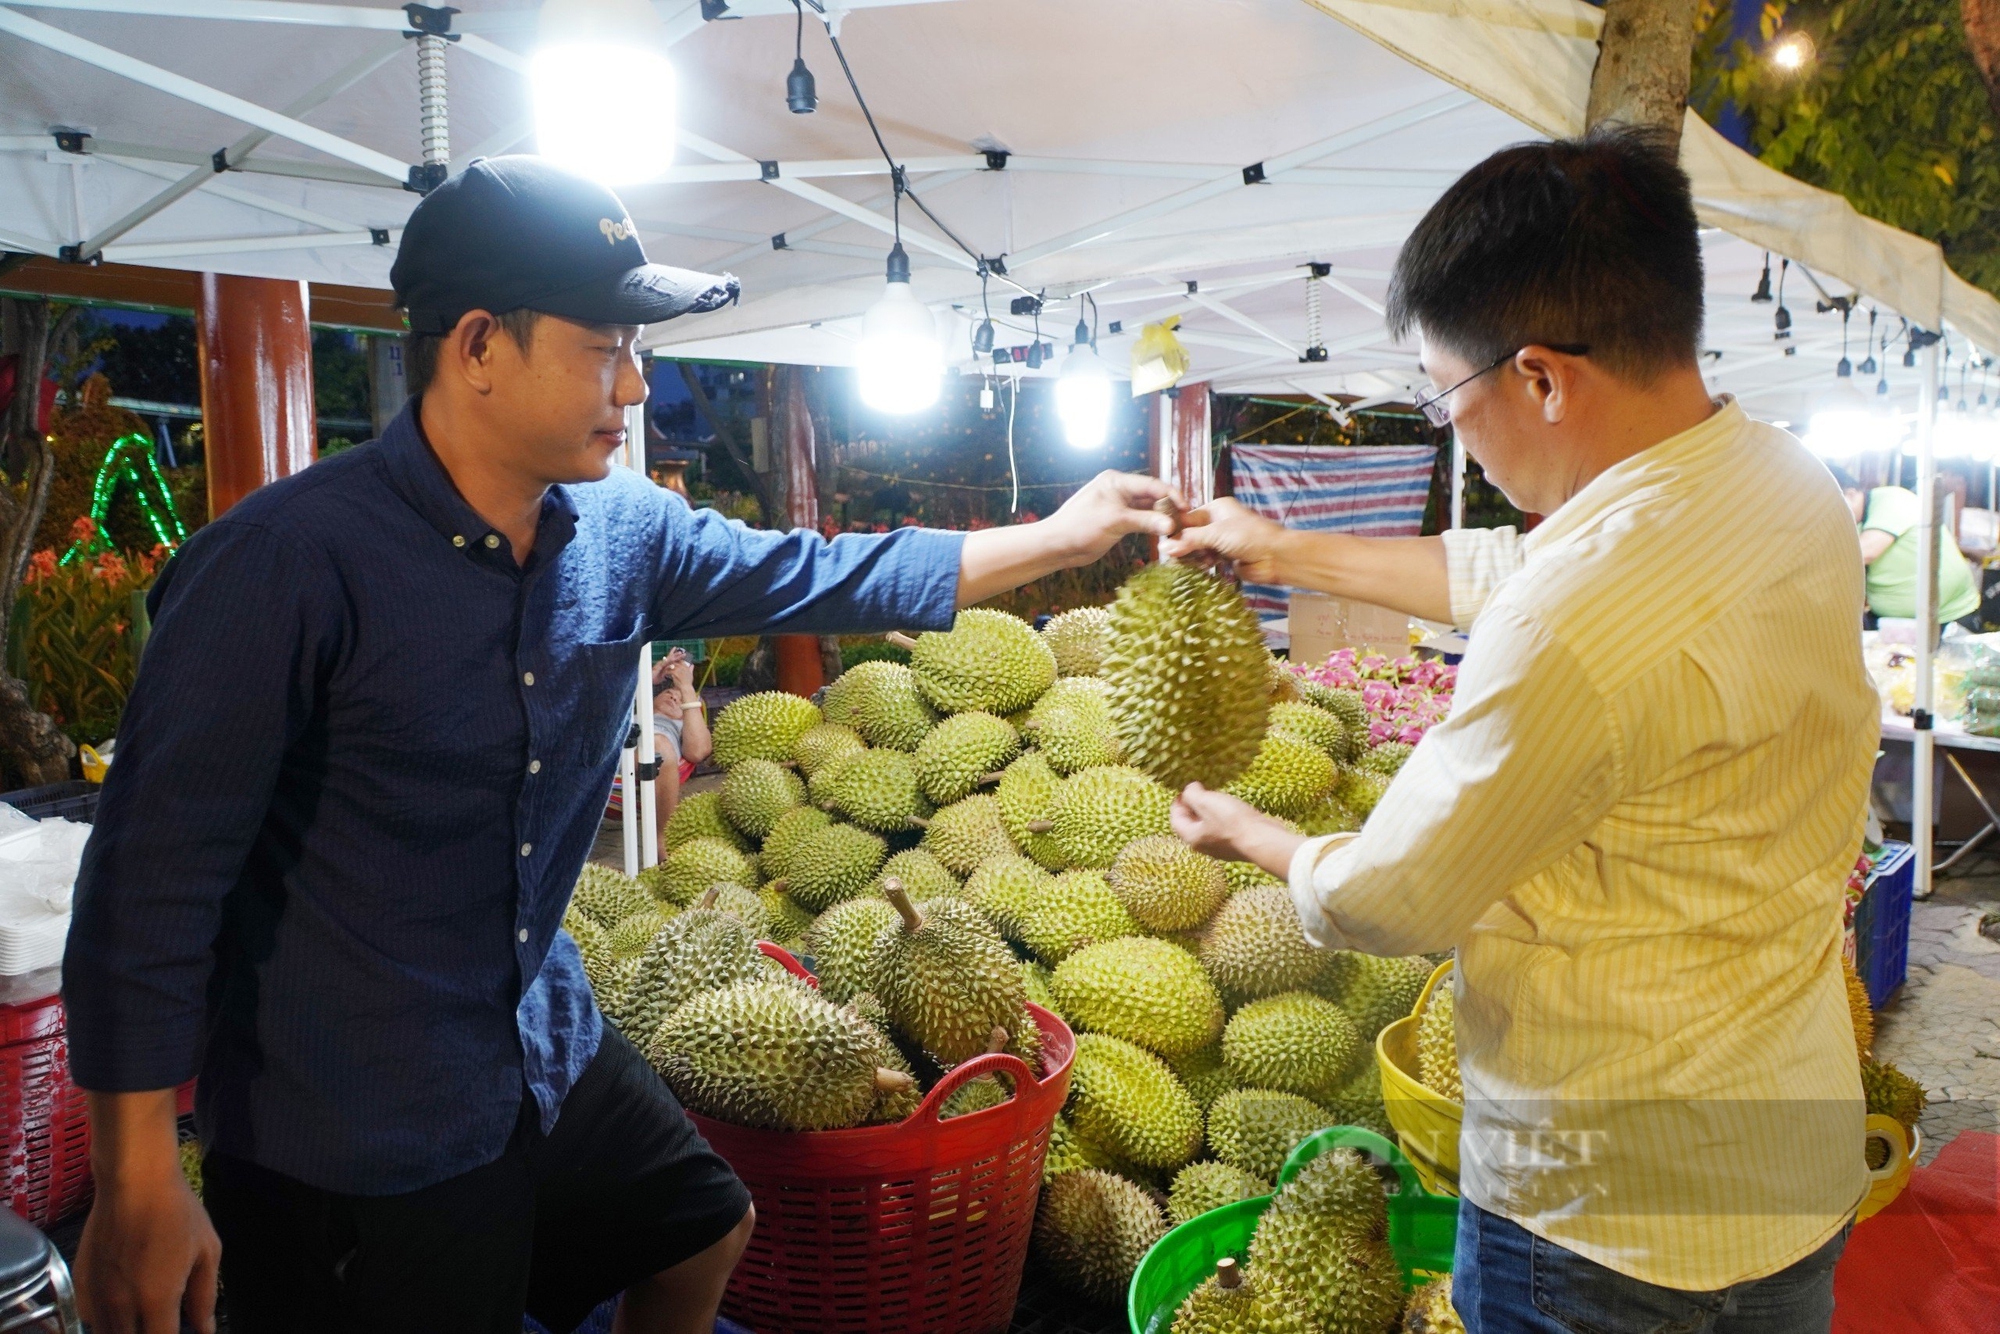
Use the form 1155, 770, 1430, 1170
1696, 0, 2000, 294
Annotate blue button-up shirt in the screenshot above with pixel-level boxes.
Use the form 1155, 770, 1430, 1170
64, 403, 964, 1195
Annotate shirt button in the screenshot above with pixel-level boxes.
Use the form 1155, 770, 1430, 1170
520, 842, 533, 857
518, 929, 529, 943
523, 672, 535, 687
484, 534, 501, 549
452, 534, 466, 547
529, 759, 541, 774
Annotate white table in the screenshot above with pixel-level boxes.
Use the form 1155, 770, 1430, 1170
1881, 712, 2000, 869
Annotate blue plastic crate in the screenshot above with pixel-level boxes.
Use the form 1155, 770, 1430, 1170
1856, 841, 1914, 1008
0, 780, 96, 824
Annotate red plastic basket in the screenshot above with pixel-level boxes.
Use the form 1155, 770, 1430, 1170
689, 947, 1077, 1334
0, 994, 93, 1226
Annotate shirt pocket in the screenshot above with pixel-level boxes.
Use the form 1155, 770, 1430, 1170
569, 619, 649, 769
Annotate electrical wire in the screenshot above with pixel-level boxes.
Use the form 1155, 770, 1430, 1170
793, 0, 804, 59
1006, 370, 1021, 514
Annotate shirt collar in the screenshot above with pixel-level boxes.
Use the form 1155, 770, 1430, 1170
376, 399, 581, 570
1523, 396, 1745, 558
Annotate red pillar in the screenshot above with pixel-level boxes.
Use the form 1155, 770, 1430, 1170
196, 273, 316, 517
773, 365, 825, 698
1168, 381, 1213, 507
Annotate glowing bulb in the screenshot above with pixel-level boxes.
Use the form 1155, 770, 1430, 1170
858, 279, 942, 415
1055, 342, 1113, 449
1769, 33, 1814, 71
1802, 408, 1881, 458
534, 0, 677, 185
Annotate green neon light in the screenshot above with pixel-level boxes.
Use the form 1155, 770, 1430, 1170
59, 432, 189, 566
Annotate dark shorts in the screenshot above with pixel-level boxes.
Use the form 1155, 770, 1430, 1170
203, 1024, 752, 1334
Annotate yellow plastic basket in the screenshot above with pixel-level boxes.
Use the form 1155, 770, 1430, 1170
1856, 1114, 1920, 1223
1377, 958, 1461, 1196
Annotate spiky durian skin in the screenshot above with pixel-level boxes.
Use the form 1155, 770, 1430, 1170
1107, 834, 1228, 932
1314, 952, 1432, 1042
1019, 870, 1142, 964
1861, 1058, 1927, 1133
566, 911, 615, 995
874, 848, 962, 900
1222, 992, 1363, 1101
802, 896, 899, 1003
1325, 1060, 1393, 1138
1021, 960, 1060, 1015
867, 1028, 923, 1124
608, 909, 673, 960
1249, 1150, 1404, 1334
965, 855, 1053, 942
791, 721, 867, 778
1167, 1160, 1272, 1226
1403, 1276, 1466, 1334
1050, 765, 1173, 869
1297, 797, 1364, 837
711, 691, 822, 768
995, 752, 1069, 869
1359, 741, 1415, 777
1337, 768, 1392, 822
1067, 1033, 1204, 1171
921, 793, 1019, 875
614, 908, 766, 1045
1169, 1043, 1237, 1113
1415, 982, 1462, 1102
760, 885, 815, 948
1101, 562, 1270, 791
1302, 681, 1369, 735
759, 806, 833, 883
649, 980, 894, 1131
869, 897, 1028, 1067
1844, 957, 1875, 1058
1224, 860, 1287, 894
909, 608, 1058, 716
662, 791, 750, 853
783, 821, 887, 912
1268, 701, 1352, 758
1051, 937, 1224, 1059
571, 863, 654, 926
719, 758, 806, 840
825, 748, 932, 832
1206, 1089, 1335, 1181
1024, 677, 1124, 776
1226, 734, 1338, 820
1043, 1113, 1099, 1181
642, 836, 759, 908
824, 660, 939, 751
1172, 1268, 1316, 1334
914, 710, 1022, 805
939, 1073, 1013, 1120
1041, 605, 1111, 677
1200, 887, 1327, 1005
702, 882, 767, 936
1031, 1169, 1168, 1306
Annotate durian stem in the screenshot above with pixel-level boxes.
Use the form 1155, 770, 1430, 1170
881, 879, 925, 933
905, 815, 931, 829
885, 631, 920, 650
1215, 1257, 1242, 1291
987, 1025, 1009, 1054
1025, 819, 1055, 833
1153, 495, 1185, 538
977, 771, 1004, 787
698, 886, 722, 909
874, 1068, 916, 1094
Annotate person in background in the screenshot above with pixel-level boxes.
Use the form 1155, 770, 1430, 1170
1166, 127, 1874, 1333
651, 647, 710, 844
1826, 463, 1980, 626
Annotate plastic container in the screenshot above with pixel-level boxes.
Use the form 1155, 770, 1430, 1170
1127, 1126, 1455, 1334
0, 782, 97, 825
1377, 958, 1460, 1196
1856, 1114, 1921, 1223
688, 947, 1076, 1334
1856, 841, 1914, 1008
0, 994, 92, 1227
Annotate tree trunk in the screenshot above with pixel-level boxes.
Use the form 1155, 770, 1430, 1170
1586, 0, 1705, 144
0, 297, 79, 789
1966, 0, 2000, 125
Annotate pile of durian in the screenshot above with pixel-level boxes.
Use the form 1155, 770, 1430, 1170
1158, 1149, 1459, 1334
562, 563, 1445, 1328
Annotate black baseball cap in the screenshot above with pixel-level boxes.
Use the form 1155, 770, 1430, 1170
391, 155, 739, 335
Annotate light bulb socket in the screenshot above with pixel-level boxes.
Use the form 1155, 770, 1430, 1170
786, 58, 818, 114
1877, 378, 1890, 396
1837, 357, 1852, 378
972, 319, 995, 355
1025, 341, 1044, 370
1751, 268, 1773, 303
1904, 348, 1918, 368
1774, 305, 1792, 335
1859, 355, 1878, 375
1072, 317, 1090, 347
885, 242, 910, 285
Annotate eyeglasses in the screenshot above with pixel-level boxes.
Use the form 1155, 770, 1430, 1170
1413, 344, 1590, 427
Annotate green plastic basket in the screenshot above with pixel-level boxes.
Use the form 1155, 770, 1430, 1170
1126, 1126, 1457, 1334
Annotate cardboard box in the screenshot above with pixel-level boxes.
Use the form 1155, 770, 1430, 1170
1288, 590, 1408, 664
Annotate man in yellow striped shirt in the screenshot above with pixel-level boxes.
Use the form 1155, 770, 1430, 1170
1169, 127, 1877, 1332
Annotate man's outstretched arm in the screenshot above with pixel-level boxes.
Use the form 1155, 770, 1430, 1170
954, 471, 1180, 606
1163, 497, 1455, 623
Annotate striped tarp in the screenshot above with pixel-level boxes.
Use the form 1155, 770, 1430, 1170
1228, 443, 1438, 620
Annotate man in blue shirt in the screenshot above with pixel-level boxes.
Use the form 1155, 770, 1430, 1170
64, 157, 1176, 1334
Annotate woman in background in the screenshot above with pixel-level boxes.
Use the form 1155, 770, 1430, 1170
652, 647, 711, 851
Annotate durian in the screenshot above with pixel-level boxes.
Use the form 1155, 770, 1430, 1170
1200, 888, 1326, 1005
1226, 734, 1338, 820
874, 848, 962, 900
870, 882, 1029, 1067
719, 758, 806, 840
1041, 605, 1111, 677
1403, 1276, 1465, 1334
1100, 562, 1270, 791
1224, 861, 1287, 894
1168, 1043, 1237, 1113
760, 884, 815, 948
995, 751, 1069, 869
1222, 992, 1363, 1101
642, 837, 759, 909
1415, 982, 1461, 1102
1020, 960, 1060, 1015
710, 691, 822, 768
803, 896, 899, 1002
662, 791, 749, 853
759, 806, 833, 883
1206, 1089, 1334, 1181
964, 855, 1052, 942
1323, 1061, 1392, 1138
823, 660, 938, 751
1861, 1058, 1926, 1134
1167, 1162, 1271, 1226
1019, 869, 1142, 963
1066, 1033, 1204, 1170
1107, 834, 1228, 932
1052, 936, 1224, 1059
612, 907, 766, 1043
781, 821, 887, 912
1315, 953, 1431, 1043
566, 910, 615, 993
1248, 1150, 1404, 1334
920, 793, 1019, 875
1023, 676, 1124, 775
608, 909, 672, 960
791, 721, 867, 778
1031, 1169, 1168, 1305
1268, 701, 1353, 760
1844, 957, 1874, 1058
1049, 765, 1173, 869
571, 863, 653, 926
914, 711, 1022, 805
1336, 769, 1391, 823
907, 608, 1057, 716
1171, 1259, 1315, 1334
1358, 742, 1414, 777
824, 748, 931, 832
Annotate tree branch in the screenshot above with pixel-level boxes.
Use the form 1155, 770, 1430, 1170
1587, 0, 1703, 144
675, 360, 772, 522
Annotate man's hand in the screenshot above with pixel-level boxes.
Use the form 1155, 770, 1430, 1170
956, 472, 1181, 606
1171, 783, 1308, 880
1162, 498, 1293, 584
76, 1091, 221, 1334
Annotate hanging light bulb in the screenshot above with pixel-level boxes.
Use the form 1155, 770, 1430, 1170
533, 0, 677, 185
857, 243, 942, 415
784, 0, 817, 114
1055, 336, 1113, 449
972, 318, 995, 356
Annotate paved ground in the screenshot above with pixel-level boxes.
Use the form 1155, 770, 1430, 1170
1873, 853, 2000, 1164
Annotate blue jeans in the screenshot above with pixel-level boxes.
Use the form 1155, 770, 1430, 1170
1454, 1199, 1848, 1333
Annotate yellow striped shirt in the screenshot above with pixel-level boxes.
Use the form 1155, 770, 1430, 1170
1288, 400, 1877, 1289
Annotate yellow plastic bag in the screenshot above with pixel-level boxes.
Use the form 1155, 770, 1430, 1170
1130, 316, 1191, 396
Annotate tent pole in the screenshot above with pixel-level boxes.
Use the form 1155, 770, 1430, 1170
1914, 335, 1941, 900
624, 401, 662, 870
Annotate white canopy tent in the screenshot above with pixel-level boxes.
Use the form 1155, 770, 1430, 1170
3, 0, 1995, 888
